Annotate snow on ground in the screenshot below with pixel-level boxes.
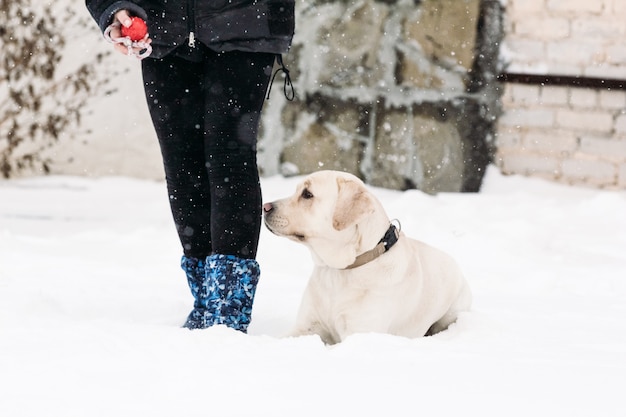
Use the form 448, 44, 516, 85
1, 166, 625, 417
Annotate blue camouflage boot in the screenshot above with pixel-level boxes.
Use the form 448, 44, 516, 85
204, 254, 260, 333
181, 254, 260, 332
181, 256, 213, 329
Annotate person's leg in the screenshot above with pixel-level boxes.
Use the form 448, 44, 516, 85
142, 55, 215, 328
141, 55, 213, 259
195, 50, 274, 331
202, 50, 275, 260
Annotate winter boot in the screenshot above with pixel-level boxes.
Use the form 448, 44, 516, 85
203, 254, 260, 333
181, 256, 214, 329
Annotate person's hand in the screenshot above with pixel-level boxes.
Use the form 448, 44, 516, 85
110, 10, 152, 57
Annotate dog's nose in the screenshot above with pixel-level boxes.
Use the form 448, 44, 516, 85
263, 202, 274, 214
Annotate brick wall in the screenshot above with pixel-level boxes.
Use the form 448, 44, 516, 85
496, 0, 626, 189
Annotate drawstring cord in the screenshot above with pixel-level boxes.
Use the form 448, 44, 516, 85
266, 54, 295, 101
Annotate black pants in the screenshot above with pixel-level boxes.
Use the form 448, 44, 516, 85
141, 48, 275, 260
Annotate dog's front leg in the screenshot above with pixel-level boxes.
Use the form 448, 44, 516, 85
334, 308, 388, 342
289, 307, 337, 344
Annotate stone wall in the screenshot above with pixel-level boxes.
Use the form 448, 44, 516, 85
258, 0, 503, 193
496, 0, 626, 189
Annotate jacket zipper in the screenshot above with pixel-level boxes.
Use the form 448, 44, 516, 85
187, 0, 196, 47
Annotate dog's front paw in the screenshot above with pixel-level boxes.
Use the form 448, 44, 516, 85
287, 325, 339, 345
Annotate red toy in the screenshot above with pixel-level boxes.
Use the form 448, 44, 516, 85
121, 17, 148, 41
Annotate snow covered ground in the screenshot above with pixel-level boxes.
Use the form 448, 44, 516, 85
1, 166, 625, 416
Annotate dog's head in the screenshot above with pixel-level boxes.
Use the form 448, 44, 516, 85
263, 170, 390, 268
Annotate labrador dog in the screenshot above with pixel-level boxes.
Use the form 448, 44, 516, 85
263, 170, 471, 344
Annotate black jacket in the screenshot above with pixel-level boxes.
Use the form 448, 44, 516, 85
85, 0, 295, 59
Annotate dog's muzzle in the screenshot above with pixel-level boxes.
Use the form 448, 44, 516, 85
263, 202, 289, 232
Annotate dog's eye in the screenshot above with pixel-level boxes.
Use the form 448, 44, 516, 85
301, 188, 314, 200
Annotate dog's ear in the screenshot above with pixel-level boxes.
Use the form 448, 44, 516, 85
332, 177, 375, 231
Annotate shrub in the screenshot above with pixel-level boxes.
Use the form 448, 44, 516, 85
0, 0, 109, 178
